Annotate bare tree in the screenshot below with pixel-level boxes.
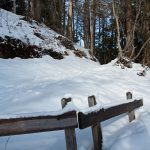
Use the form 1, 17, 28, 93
111, 0, 150, 67
112, 0, 123, 60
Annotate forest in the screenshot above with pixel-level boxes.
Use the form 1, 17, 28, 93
0, 0, 150, 66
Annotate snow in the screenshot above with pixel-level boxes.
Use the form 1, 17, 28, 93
80, 99, 142, 115
0, 55, 149, 150
0, 9, 64, 52
0, 9, 88, 56
0, 9, 150, 150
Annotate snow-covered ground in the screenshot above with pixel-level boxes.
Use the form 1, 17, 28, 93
0, 56, 150, 150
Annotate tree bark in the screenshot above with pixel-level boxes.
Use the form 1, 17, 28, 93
75, 0, 79, 42
84, 0, 90, 48
13, 0, 16, 14
90, 0, 95, 56
63, 0, 66, 36
125, 0, 134, 57
30, 0, 45, 22
67, 0, 73, 41
112, 1, 123, 59
143, 0, 150, 66
102, 15, 105, 51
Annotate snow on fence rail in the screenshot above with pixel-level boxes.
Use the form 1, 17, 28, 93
78, 99, 143, 129
0, 92, 143, 150
0, 111, 78, 136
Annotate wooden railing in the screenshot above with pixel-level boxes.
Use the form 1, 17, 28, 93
78, 93, 143, 150
78, 99, 143, 129
0, 92, 143, 150
0, 111, 77, 136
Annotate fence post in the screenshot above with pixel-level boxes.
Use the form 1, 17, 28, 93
88, 96, 103, 150
126, 92, 135, 122
61, 98, 77, 150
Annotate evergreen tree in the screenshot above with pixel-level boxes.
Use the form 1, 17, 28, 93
0, 0, 13, 11
16, 0, 26, 15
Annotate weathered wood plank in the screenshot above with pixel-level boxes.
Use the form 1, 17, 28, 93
126, 92, 135, 122
78, 99, 143, 129
61, 98, 77, 150
88, 96, 103, 150
0, 111, 78, 136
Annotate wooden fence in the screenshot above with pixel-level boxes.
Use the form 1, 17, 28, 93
0, 92, 143, 150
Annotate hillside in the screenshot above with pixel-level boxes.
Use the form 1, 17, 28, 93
0, 9, 150, 150
0, 9, 91, 60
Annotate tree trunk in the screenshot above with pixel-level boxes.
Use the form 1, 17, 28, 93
143, 0, 150, 66
102, 15, 105, 51
17, 0, 26, 15
63, 0, 66, 36
112, 1, 123, 59
90, 0, 95, 56
67, 0, 73, 41
30, 0, 44, 22
73, 2, 75, 41
98, 14, 101, 47
56, 0, 63, 33
75, 0, 79, 42
125, 0, 134, 57
84, 0, 90, 48
13, 0, 16, 14
30, 0, 34, 18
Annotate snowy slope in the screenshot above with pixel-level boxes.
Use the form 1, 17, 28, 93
0, 9, 64, 51
0, 56, 150, 150
0, 9, 91, 59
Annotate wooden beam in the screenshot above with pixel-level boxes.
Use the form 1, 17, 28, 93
0, 111, 78, 136
88, 96, 103, 150
61, 98, 77, 150
126, 92, 135, 122
78, 99, 143, 129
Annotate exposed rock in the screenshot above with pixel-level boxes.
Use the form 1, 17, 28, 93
116, 57, 132, 68
64, 51, 69, 56
74, 50, 83, 58
0, 36, 64, 60
34, 32, 47, 40
73, 49, 88, 59
56, 36, 75, 50
0, 36, 41, 59
137, 70, 146, 76
42, 49, 64, 60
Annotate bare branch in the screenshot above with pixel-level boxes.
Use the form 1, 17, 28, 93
131, 36, 150, 61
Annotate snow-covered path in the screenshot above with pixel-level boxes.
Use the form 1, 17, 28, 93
0, 56, 150, 150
